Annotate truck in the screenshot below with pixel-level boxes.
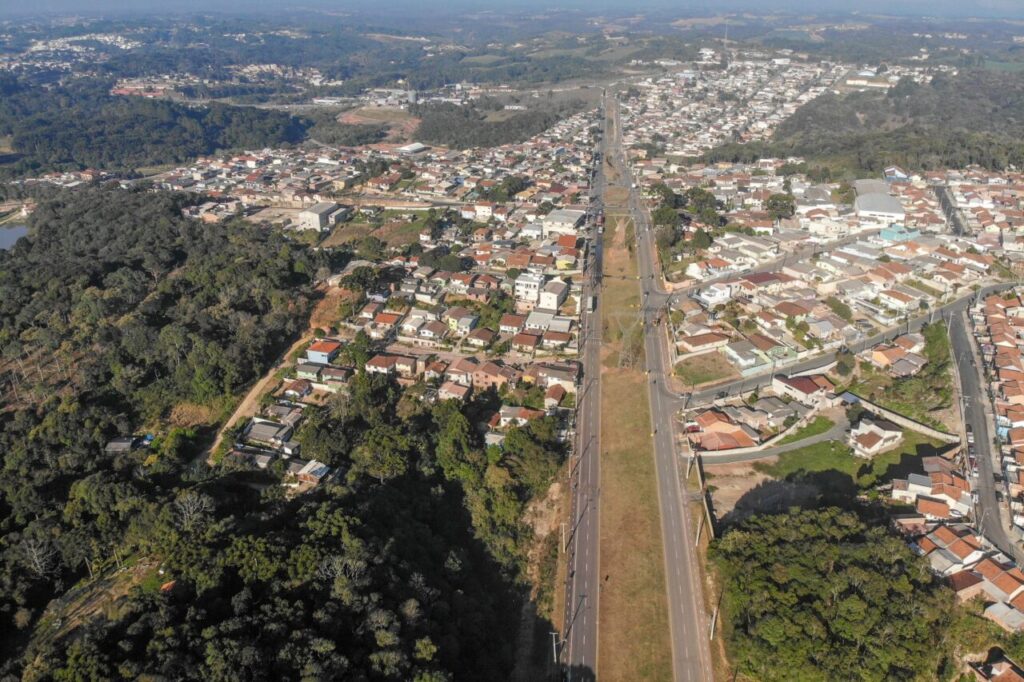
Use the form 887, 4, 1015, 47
588, 295, 597, 312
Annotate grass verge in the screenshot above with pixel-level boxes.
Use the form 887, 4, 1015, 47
775, 416, 835, 446
597, 208, 673, 681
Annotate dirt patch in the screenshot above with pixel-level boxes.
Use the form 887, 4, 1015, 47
248, 206, 301, 227
372, 219, 424, 246
524, 479, 564, 541
339, 107, 420, 143
705, 459, 820, 527
309, 287, 360, 332
169, 402, 216, 428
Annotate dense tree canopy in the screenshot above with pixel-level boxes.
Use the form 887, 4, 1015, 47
0, 188, 565, 679
705, 70, 1024, 174
0, 188, 321, 672
410, 100, 587, 150
711, 508, 950, 682
0, 77, 307, 176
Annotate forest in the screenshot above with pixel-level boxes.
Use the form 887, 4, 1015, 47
0, 76, 307, 176
704, 70, 1024, 174
0, 188, 563, 680
410, 99, 588, 150
711, 508, 951, 681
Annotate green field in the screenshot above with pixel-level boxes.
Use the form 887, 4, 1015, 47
775, 416, 835, 446
755, 430, 946, 490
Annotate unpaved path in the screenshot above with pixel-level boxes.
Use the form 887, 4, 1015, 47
203, 332, 314, 463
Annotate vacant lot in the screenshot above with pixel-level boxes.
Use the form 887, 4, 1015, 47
373, 218, 426, 246
339, 106, 420, 142
604, 185, 630, 208
249, 206, 301, 227
321, 222, 373, 247
598, 213, 672, 681
674, 352, 737, 387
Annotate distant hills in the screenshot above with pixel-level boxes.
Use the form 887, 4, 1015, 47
705, 70, 1024, 175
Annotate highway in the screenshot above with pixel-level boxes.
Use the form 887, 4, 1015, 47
609, 95, 714, 682
561, 104, 606, 681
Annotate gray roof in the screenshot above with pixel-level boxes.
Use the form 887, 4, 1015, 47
854, 193, 905, 216
543, 209, 586, 226
854, 179, 889, 196
302, 201, 339, 217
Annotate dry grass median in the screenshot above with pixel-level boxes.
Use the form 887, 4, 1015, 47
597, 215, 673, 681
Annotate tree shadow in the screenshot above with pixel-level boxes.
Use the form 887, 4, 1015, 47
555, 663, 597, 681
718, 477, 825, 528
865, 440, 959, 488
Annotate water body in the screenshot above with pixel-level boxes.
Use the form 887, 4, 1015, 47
0, 224, 28, 251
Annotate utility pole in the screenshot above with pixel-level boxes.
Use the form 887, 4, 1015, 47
550, 631, 560, 664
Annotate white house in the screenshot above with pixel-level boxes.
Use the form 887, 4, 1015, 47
514, 272, 545, 305
538, 279, 568, 311
848, 417, 903, 458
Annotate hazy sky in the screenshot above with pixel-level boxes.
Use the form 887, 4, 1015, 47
5, 0, 1024, 19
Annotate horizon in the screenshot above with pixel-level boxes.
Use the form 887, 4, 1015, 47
4, 0, 1024, 21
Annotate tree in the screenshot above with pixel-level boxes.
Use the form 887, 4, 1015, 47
836, 350, 855, 376
21, 536, 58, 578
173, 490, 214, 533
691, 228, 713, 250
765, 193, 795, 222
824, 296, 853, 322
651, 205, 679, 227
351, 424, 410, 483
711, 508, 949, 681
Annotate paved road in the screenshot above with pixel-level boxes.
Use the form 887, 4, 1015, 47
676, 283, 1017, 407
934, 185, 968, 237
612, 97, 713, 682
561, 102, 606, 681
950, 309, 1024, 562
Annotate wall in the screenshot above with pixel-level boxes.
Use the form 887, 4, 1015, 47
850, 393, 960, 444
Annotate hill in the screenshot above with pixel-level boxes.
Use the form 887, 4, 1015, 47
705, 70, 1024, 175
